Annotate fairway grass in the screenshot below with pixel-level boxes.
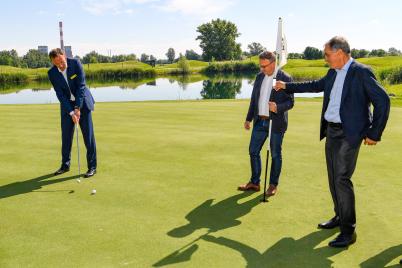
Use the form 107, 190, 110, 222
0, 100, 401, 267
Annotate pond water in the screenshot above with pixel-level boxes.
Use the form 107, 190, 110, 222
0, 76, 322, 104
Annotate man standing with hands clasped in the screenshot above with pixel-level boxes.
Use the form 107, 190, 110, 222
48, 48, 97, 178
274, 36, 390, 247
238, 51, 294, 197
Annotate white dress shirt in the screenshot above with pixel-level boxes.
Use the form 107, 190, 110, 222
258, 75, 274, 116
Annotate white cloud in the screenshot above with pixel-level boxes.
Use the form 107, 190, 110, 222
37, 10, 48, 15
157, 0, 234, 17
81, 0, 158, 15
81, 0, 233, 17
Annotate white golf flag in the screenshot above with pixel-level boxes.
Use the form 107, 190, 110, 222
275, 17, 287, 70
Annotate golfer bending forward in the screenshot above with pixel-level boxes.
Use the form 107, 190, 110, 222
48, 48, 97, 178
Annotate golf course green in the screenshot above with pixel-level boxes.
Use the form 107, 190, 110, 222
0, 100, 401, 267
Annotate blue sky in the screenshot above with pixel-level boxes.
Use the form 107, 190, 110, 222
1, 0, 401, 58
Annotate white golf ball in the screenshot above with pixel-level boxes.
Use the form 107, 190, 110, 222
91, 189, 96, 195
77, 179, 81, 183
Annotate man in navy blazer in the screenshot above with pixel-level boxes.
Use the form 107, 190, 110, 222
48, 48, 97, 178
275, 36, 390, 247
238, 51, 294, 197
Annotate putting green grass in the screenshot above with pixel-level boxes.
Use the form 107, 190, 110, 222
0, 100, 401, 267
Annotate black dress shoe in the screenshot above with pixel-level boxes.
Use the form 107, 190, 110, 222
54, 166, 70, 176
328, 232, 356, 248
318, 216, 340, 229
84, 168, 96, 178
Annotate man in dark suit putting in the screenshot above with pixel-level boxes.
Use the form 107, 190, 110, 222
274, 36, 390, 247
238, 51, 294, 197
48, 48, 97, 178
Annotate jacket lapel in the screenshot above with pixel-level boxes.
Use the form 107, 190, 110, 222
66, 59, 75, 94
56, 69, 70, 90
254, 73, 264, 102
340, 61, 356, 104
323, 70, 337, 109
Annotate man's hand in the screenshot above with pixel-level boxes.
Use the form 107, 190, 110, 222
364, 137, 377, 146
269, 102, 277, 113
274, 80, 286, 91
74, 108, 81, 121
71, 114, 79, 124
244, 121, 251, 130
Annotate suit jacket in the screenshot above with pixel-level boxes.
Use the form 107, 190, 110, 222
246, 69, 294, 133
48, 58, 95, 114
285, 60, 390, 147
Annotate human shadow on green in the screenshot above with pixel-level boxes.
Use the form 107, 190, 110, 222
0, 173, 79, 199
153, 192, 261, 267
202, 229, 342, 268
360, 244, 402, 268
167, 192, 261, 238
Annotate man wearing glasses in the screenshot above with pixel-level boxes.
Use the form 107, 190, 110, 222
238, 51, 294, 197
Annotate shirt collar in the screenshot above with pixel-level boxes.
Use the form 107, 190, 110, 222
338, 57, 353, 72
57, 62, 68, 73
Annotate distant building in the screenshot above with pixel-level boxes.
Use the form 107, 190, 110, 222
64, 46, 73, 58
38, 46, 48, 55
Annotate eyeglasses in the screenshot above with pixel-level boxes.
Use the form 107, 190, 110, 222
260, 61, 274, 69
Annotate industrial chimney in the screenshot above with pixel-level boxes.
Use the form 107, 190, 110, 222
59, 21, 64, 51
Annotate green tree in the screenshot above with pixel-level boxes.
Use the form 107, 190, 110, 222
140, 53, 150, 63
185, 50, 201, 60
369, 49, 387, 57
22, 49, 51, 68
303, 47, 323, 60
0, 50, 23, 67
388, 47, 401, 56
82, 51, 111, 64
288, 52, 303, 59
177, 56, 190, 74
196, 19, 242, 61
247, 42, 266, 56
351, 49, 369, 59
166, 48, 175, 63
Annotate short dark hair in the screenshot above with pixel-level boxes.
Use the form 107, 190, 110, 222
259, 51, 276, 62
325, 36, 351, 54
49, 48, 65, 59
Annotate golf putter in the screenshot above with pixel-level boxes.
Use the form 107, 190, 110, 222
261, 114, 273, 203
75, 123, 81, 183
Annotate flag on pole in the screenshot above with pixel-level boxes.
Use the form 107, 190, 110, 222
275, 17, 288, 74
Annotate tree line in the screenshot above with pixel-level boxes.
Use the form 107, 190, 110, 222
1, 19, 401, 69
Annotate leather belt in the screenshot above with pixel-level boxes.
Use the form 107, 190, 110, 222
258, 115, 270, 120
328, 122, 342, 128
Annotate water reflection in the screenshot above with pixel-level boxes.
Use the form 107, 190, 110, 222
201, 79, 242, 99
0, 74, 322, 104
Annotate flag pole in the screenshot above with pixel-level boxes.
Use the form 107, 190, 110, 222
262, 17, 285, 202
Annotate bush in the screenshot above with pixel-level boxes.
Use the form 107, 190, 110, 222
203, 61, 259, 75
379, 67, 402, 84
0, 73, 29, 84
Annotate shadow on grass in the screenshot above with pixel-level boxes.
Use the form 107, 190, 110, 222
167, 191, 260, 238
360, 244, 402, 268
153, 192, 347, 267
153, 192, 260, 267
202, 230, 342, 268
0, 173, 80, 199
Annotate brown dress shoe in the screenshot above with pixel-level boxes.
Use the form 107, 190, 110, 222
266, 184, 277, 196
238, 182, 260, 191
